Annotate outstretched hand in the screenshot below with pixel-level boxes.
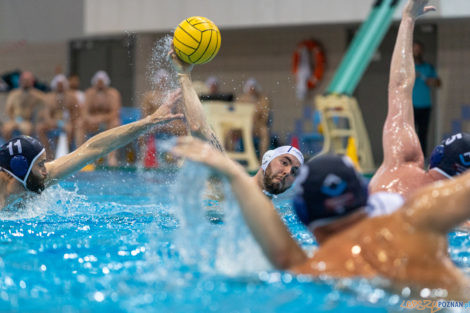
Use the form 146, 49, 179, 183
168, 45, 194, 74
403, 0, 436, 19
149, 89, 184, 124
171, 137, 241, 178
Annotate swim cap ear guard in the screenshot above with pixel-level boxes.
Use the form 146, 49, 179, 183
429, 144, 444, 169
293, 154, 368, 230
429, 133, 470, 178
0, 136, 45, 191
10, 155, 29, 177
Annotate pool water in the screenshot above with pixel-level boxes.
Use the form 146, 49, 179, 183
0, 162, 468, 313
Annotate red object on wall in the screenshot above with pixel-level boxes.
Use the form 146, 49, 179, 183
144, 136, 158, 168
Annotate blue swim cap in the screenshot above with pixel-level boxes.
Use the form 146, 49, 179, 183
293, 154, 368, 230
0, 136, 45, 189
429, 133, 470, 178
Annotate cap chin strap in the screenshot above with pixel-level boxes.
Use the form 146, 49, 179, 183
429, 167, 453, 179
1, 149, 45, 191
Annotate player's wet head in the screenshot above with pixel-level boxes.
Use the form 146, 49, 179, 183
0, 136, 46, 193
429, 132, 470, 178
261, 146, 304, 195
293, 154, 368, 230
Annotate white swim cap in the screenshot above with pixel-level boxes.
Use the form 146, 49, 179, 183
261, 146, 304, 172
205, 76, 220, 88
50, 74, 68, 91
91, 70, 110, 86
243, 77, 261, 94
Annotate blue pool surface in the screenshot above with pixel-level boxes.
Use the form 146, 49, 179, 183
0, 162, 468, 313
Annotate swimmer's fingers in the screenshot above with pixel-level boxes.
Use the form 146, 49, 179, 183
404, 0, 436, 18
163, 89, 183, 112
423, 5, 436, 14
157, 113, 184, 123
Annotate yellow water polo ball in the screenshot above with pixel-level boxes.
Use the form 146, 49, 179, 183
173, 16, 221, 65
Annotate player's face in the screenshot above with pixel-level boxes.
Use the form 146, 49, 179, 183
27, 154, 47, 194
263, 154, 301, 195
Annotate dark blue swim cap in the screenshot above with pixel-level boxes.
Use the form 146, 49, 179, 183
293, 154, 368, 230
429, 133, 470, 178
0, 136, 45, 189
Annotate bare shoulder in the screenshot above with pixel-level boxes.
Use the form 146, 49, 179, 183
369, 161, 428, 196
6, 89, 21, 100
108, 87, 121, 97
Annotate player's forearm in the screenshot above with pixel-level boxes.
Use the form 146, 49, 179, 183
177, 73, 224, 151
83, 116, 153, 156
155, 119, 188, 135
388, 15, 415, 117
229, 170, 307, 269
177, 73, 210, 135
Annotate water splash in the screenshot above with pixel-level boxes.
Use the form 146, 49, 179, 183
146, 35, 180, 93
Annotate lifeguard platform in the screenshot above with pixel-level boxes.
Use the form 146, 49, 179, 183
202, 101, 259, 172
315, 94, 375, 173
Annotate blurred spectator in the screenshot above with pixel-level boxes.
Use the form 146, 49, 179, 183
37, 74, 79, 158
68, 74, 86, 106
139, 69, 187, 166
0, 77, 8, 92
199, 76, 233, 102
238, 78, 271, 158
68, 74, 86, 141
2, 71, 46, 140
76, 70, 121, 166
206, 76, 220, 95
412, 41, 441, 155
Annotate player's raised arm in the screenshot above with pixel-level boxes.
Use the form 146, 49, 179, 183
169, 50, 225, 152
382, 0, 435, 165
45, 91, 183, 184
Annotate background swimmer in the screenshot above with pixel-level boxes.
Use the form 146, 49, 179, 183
369, 0, 470, 198
0, 91, 183, 209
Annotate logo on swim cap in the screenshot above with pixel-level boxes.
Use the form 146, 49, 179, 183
0, 136, 45, 190
321, 174, 347, 197
429, 133, 470, 178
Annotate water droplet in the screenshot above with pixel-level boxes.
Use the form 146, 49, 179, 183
401, 287, 411, 297
94, 291, 105, 302
420, 288, 431, 298
5, 277, 14, 286
351, 245, 361, 255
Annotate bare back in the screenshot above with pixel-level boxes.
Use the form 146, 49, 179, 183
293, 212, 470, 298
